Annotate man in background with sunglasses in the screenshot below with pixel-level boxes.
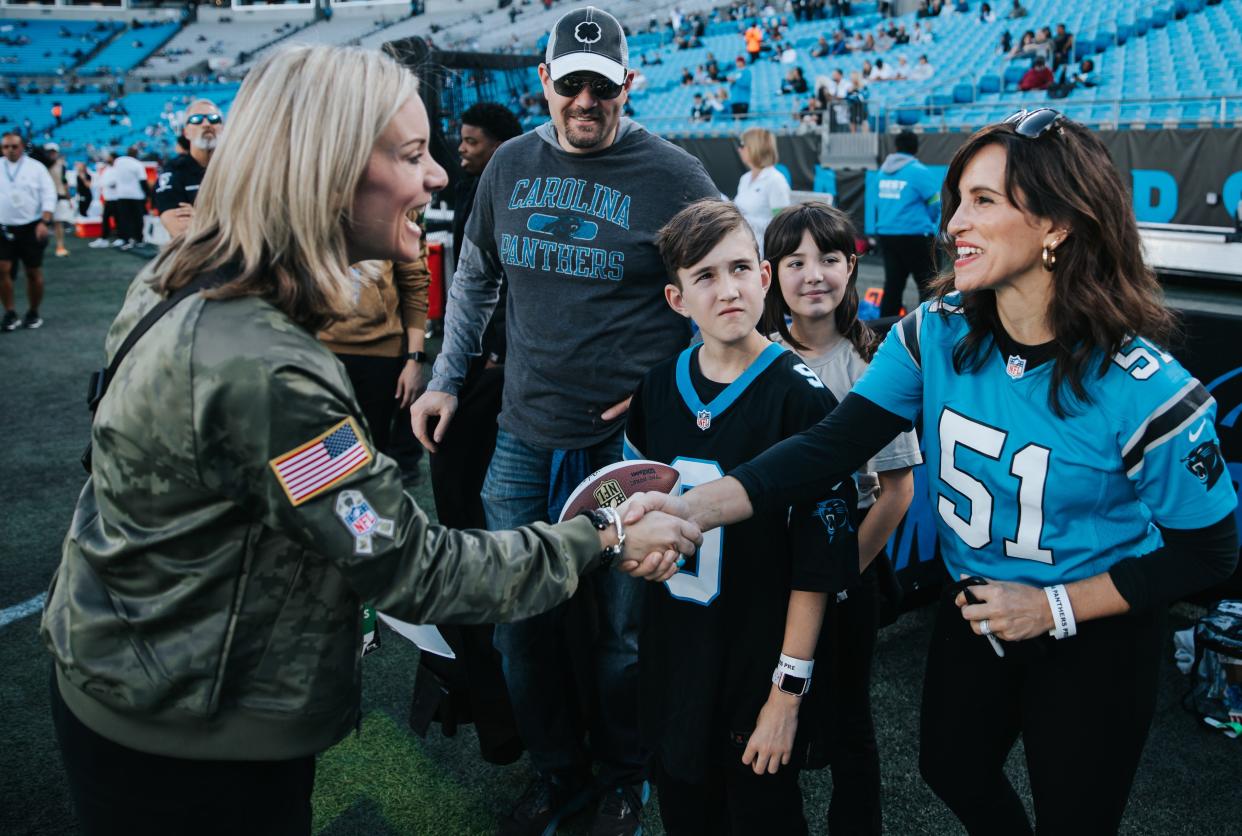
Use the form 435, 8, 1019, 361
155, 99, 222, 238
412, 7, 717, 835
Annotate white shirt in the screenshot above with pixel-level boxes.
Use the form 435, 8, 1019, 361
733, 166, 791, 256
870, 63, 896, 81
909, 62, 935, 82
0, 154, 57, 226
103, 155, 148, 201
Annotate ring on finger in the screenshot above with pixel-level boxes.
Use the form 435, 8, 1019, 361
980, 618, 992, 636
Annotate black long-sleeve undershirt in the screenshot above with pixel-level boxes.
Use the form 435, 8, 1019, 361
729, 392, 1239, 609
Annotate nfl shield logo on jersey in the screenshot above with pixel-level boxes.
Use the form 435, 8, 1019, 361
1006, 354, 1027, 380
696, 410, 712, 431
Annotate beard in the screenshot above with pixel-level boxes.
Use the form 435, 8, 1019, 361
191, 134, 218, 151
560, 107, 612, 149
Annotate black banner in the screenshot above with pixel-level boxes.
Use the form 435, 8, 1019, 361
671, 128, 1242, 229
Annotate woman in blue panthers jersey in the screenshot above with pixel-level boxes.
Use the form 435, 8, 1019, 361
644, 110, 1239, 834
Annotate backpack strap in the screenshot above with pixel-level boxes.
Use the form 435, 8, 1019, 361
86, 271, 228, 414
81, 270, 231, 473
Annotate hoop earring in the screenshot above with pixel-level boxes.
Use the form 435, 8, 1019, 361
1042, 246, 1056, 271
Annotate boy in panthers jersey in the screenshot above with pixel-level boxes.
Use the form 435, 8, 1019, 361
624, 199, 858, 835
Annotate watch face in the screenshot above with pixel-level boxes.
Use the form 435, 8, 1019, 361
777, 674, 809, 696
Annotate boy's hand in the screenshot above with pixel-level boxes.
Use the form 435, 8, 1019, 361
741, 685, 800, 775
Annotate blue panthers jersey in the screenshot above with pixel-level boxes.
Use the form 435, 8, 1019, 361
853, 294, 1237, 587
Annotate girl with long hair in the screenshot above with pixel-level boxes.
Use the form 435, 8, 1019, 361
658, 110, 1238, 832
761, 202, 920, 834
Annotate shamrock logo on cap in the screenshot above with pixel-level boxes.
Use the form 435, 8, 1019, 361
574, 21, 602, 44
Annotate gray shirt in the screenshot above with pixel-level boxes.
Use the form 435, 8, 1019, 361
776, 335, 923, 508
429, 119, 719, 449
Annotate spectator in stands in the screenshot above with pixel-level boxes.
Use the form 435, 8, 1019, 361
681, 67, 694, 86
878, 0, 895, 18
894, 23, 911, 45
745, 21, 764, 63
910, 54, 935, 82
999, 30, 1013, 53
1052, 23, 1074, 70
1020, 56, 1054, 91
894, 56, 911, 80
818, 68, 851, 132
155, 99, 222, 239
869, 59, 895, 82
811, 35, 830, 58
733, 127, 791, 256
692, 92, 714, 122
1072, 57, 1097, 88
782, 67, 809, 95
0, 131, 56, 332
829, 30, 849, 55
848, 70, 870, 133
705, 51, 721, 80
875, 130, 940, 317
861, 59, 875, 79
979, 2, 996, 23
1007, 0, 1028, 19
731, 55, 753, 119
875, 26, 894, 52
411, 10, 719, 834
862, 33, 876, 52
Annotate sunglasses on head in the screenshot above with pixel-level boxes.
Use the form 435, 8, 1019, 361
186, 113, 223, 126
1002, 108, 1063, 138
552, 74, 624, 100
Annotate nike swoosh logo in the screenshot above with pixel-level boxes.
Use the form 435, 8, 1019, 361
1189, 420, 1206, 442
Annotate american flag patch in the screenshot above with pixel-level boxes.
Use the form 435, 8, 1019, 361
269, 417, 372, 506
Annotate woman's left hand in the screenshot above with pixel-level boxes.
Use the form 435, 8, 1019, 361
955, 575, 1054, 642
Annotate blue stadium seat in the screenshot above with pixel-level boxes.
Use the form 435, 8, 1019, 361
1152, 8, 1170, 28
952, 83, 974, 103
1116, 23, 1131, 45
1003, 65, 1026, 91
813, 165, 836, 196
978, 74, 1001, 94
1135, 17, 1151, 36
1095, 33, 1113, 53
896, 108, 921, 126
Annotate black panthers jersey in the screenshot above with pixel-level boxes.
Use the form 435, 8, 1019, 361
624, 341, 859, 782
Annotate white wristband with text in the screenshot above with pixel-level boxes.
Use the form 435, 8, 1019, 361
1044, 584, 1077, 640
776, 654, 814, 678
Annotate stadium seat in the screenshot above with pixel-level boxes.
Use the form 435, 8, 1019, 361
896, 108, 921, 126
952, 83, 974, 104
1002, 65, 1026, 91
1152, 8, 1170, 28
812, 165, 836, 197
1116, 23, 1131, 45
1135, 17, 1151, 36
978, 74, 1000, 95
1095, 33, 1113, 53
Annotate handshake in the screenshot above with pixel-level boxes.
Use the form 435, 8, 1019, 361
608, 491, 702, 584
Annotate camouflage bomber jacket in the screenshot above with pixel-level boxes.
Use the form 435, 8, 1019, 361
41, 269, 601, 761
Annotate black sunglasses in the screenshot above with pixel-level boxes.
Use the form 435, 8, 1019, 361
186, 113, 223, 125
552, 74, 624, 100
1002, 108, 1063, 138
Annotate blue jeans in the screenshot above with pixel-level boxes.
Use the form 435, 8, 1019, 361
485, 428, 645, 788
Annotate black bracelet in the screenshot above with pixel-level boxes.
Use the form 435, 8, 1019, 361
578, 508, 622, 569
405, 351, 428, 364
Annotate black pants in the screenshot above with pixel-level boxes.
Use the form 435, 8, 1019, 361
655, 756, 806, 836
878, 234, 937, 318
822, 562, 882, 835
918, 591, 1165, 835
114, 197, 145, 243
429, 359, 504, 529
51, 670, 315, 836
336, 353, 403, 452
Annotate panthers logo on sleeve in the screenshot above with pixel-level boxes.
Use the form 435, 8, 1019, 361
814, 498, 854, 543
1183, 440, 1225, 490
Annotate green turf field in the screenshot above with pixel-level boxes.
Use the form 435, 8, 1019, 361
0, 237, 1237, 835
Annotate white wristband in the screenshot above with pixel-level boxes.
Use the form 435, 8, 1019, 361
776, 653, 814, 678
1044, 584, 1077, 640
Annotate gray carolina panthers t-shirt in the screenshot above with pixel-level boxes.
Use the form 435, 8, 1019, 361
436, 119, 719, 450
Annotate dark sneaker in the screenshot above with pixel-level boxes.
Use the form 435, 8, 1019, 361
0, 310, 19, 331
588, 782, 649, 836
499, 772, 594, 836
23, 310, 42, 330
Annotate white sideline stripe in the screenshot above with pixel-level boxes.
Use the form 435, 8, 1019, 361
0, 593, 46, 628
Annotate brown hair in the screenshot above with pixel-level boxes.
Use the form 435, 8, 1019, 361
655, 198, 758, 287
761, 202, 876, 361
932, 117, 1176, 416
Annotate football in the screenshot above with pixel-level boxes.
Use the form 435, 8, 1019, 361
557, 460, 683, 523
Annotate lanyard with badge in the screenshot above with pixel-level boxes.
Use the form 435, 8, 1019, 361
4, 158, 32, 218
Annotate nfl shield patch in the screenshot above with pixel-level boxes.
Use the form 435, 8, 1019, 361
1006, 354, 1027, 380
696, 409, 712, 431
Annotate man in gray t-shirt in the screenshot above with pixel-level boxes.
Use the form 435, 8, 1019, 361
410, 7, 717, 835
